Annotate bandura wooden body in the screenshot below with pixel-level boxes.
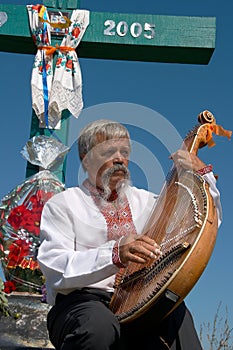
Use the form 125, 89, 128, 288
110, 111, 231, 324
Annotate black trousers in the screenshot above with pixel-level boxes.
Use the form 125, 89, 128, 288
47, 288, 202, 350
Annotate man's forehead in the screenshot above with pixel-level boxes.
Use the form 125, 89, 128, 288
94, 137, 130, 149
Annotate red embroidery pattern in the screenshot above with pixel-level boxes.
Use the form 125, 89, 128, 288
197, 164, 213, 176
83, 180, 137, 241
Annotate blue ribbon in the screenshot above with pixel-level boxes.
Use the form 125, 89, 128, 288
40, 10, 63, 144
42, 11, 49, 130
42, 52, 49, 129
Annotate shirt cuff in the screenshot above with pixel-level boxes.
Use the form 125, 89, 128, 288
197, 164, 213, 176
112, 239, 125, 268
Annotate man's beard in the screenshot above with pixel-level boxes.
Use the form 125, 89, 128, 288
101, 164, 130, 202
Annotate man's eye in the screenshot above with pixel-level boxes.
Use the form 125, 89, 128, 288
122, 150, 129, 157
102, 150, 114, 157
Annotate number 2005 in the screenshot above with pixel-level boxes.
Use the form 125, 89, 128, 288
104, 20, 155, 39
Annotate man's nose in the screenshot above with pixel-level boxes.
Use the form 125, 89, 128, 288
113, 151, 124, 164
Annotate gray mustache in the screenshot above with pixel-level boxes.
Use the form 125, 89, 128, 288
103, 164, 129, 177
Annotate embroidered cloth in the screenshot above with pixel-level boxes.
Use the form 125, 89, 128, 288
27, 5, 89, 129
83, 180, 137, 241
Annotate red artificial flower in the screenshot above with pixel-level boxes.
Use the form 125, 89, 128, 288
21, 212, 41, 236
28, 196, 42, 212
3, 280, 17, 294
6, 190, 54, 237
31, 190, 53, 206
6, 190, 53, 236
7, 205, 31, 230
7, 239, 30, 268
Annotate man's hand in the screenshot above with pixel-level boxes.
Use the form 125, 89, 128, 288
119, 234, 162, 265
170, 150, 206, 172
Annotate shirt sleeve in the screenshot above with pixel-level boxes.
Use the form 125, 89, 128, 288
202, 172, 222, 227
37, 198, 119, 294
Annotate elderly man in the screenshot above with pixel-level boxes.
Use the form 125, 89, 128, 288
38, 119, 221, 350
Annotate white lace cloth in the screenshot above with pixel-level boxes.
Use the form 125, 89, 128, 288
27, 5, 89, 129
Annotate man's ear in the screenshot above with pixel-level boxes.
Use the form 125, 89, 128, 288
82, 155, 89, 171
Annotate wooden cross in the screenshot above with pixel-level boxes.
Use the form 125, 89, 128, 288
0, 0, 216, 182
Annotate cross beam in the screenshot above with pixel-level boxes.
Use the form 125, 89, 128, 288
0, 4, 216, 64
0, 2, 216, 182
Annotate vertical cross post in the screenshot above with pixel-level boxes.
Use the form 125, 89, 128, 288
26, 0, 81, 181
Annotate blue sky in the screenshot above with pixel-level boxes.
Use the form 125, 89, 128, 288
0, 0, 233, 346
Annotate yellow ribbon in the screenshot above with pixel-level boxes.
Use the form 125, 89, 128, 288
38, 5, 72, 29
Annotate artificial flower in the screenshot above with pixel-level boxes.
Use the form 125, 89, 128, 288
3, 280, 16, 294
